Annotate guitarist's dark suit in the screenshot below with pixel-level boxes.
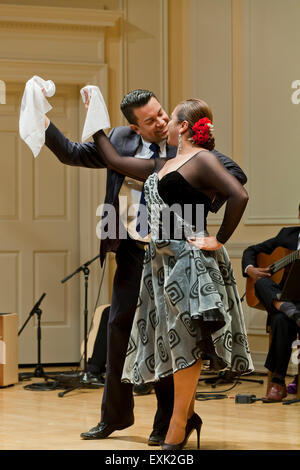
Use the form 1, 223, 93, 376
242, 226, 300, 377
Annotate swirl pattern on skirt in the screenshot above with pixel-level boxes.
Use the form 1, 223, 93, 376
137, 319, 148, 345
157, 336, 169, 362
168, 329, 181, 349
149, 309, 159, 329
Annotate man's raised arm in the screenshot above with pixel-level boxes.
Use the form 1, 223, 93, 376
45, 120, 106, 169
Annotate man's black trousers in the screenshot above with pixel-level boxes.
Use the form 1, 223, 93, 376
101, 239, 174, 432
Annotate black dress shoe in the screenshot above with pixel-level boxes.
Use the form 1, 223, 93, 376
80, 420, 134, 440
148, 430, 167, 446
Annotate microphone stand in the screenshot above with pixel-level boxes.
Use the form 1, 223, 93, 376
18, 293, 77, 390
18, 293, 50, 381
57, 254, 104, 397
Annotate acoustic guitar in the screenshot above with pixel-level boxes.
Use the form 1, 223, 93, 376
246, 247, 300, 310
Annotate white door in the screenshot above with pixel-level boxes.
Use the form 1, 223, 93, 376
0, 82, 81, 364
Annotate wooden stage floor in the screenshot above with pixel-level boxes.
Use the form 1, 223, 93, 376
1, 369, 300, 451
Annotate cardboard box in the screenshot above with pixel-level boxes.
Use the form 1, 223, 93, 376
0, 313, 18, 387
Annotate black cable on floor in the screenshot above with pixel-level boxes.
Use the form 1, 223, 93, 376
195, 394, 228, 401
195, 379, 240, 401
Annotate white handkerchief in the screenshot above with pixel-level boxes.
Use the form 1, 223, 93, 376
80, 85, 110, 142
19, 75, 55, 158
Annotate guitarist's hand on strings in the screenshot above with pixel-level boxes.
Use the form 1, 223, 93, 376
246, 266, 271, 281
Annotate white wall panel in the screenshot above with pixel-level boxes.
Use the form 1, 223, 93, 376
0, 253, 19, 314
243, 0, 300, 224
122, 0, 168, 110
0, 133, 18, 219
189, 0, 232, 158
33, 251, 68, 325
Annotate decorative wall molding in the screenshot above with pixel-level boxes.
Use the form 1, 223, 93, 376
0, 4, 122, 28
0, 59, 108, 88
245, 215, 299, 226
0, 21, 108, 35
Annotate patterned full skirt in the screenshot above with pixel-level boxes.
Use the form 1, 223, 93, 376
121, 174, 253, 385
121, 238, 254, 384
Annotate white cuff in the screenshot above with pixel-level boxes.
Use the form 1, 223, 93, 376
244, 264, 254, 275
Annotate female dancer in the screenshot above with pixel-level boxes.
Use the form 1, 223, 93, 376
91, 98, 253, 449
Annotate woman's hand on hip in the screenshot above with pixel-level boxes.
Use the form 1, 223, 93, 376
188, 236, 223, 251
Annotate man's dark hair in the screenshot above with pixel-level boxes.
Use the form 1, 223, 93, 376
120, 89, 157, 125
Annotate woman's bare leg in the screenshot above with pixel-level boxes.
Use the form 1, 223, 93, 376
164, 359, 202, 445
187, 383, 198, 418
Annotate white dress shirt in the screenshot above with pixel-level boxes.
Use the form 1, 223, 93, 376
118, 138, 166, 242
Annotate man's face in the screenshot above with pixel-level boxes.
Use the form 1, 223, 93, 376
130, 97, 169, 143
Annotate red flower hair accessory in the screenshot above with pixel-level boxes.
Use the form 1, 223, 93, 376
192, 117, 214, 146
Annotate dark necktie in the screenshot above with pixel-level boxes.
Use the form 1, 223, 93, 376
136, 143, 160, 237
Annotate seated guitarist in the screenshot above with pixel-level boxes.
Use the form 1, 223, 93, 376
242, 204, 300, 402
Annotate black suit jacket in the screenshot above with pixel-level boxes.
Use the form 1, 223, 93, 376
45, 122, 247, 264
242, 227, 300, 276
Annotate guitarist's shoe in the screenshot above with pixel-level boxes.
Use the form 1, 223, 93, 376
279, 302, 300, 326
263, 382, 287, 402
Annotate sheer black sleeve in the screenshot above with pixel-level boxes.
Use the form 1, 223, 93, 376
179, 151, 249, 244
93, 130, 165, 181
210, 149, 247, 213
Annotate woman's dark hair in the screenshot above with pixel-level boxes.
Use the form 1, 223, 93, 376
120, 89, 157, 125
176, 98, 215, 151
